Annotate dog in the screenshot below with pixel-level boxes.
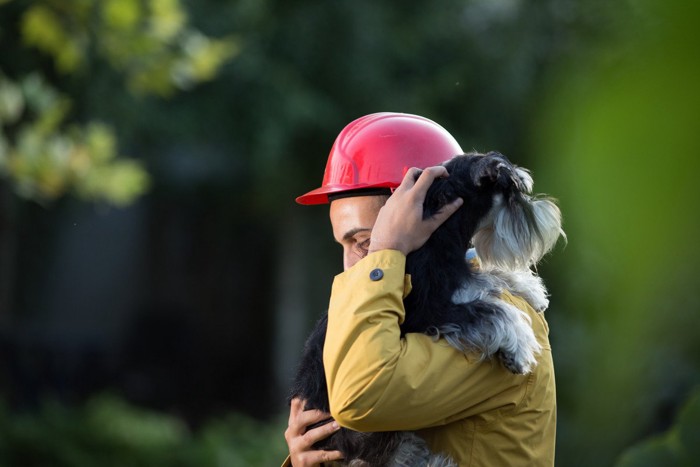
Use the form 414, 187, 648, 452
289, 151, 565, 466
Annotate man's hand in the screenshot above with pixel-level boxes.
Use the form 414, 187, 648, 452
285, 398, 343, 466
369, 166, 463, 256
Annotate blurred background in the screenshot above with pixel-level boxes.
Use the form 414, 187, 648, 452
1, 0, 699, 465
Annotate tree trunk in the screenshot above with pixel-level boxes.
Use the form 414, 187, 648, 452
272, 209, 310, 403
0, 181, 17, 330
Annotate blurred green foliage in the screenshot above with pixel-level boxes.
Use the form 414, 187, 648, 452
534, 0, 700, 464
0, 72, 148, 205
615, 387, 700, 467
0, 394, 288, 466
0, 0, 238, 205
19, 0, 239, 95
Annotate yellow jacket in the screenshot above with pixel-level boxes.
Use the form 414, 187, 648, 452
283, 250, 556, 466
283, 250, 556, 467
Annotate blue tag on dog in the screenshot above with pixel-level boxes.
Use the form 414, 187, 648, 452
465, 248, 477, 261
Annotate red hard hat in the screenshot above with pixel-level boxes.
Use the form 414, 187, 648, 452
296, 112, 463, 205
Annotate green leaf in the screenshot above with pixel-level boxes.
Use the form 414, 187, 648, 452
615, 435, 679, 467
0, 76, 25, 124
676, 390, 700, 462
148, 0, 187, 41
102, 0, 142, 31
21, 5, 83, 72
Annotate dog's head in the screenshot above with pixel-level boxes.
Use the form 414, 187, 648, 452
423, 151, 565, 270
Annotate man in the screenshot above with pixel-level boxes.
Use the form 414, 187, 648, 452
284, 113, 556, 466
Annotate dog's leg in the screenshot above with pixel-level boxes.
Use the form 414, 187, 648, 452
484, 267, 550, 312
432, 299, 541, 374
387, 432, 457, 467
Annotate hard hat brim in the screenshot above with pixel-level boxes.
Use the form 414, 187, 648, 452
295, 182, 397, 205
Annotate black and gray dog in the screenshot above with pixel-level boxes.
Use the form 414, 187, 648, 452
289, 151, 565, 466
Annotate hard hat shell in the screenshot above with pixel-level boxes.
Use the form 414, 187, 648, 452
296, 112, 463, 205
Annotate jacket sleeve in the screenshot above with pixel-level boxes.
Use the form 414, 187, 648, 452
323, 250, 528, 433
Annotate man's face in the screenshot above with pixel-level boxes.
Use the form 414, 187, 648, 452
329, 195, 386, 271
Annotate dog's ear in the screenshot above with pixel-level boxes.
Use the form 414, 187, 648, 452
473, 152, 503, 187
473, 152, 525, 192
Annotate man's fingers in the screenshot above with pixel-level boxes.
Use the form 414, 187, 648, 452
298, 410, 333, 429
431, 197, 463, 225
288, 398, 333, 432
318, 450, 344, 463
287, 398, 344, 466
298, 449, 344, 466
395, 166, 448, 197
394, 167, 422, 192
289, 397, 303, 416
413, 166, 449, 194
303, 419, 341, 445
288, 398, 307, 426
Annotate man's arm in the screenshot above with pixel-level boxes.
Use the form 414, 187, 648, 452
323, 249, 527, 433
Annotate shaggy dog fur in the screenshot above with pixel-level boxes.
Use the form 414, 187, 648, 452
289, 151, 565, 466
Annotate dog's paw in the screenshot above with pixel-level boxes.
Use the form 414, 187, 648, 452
493, 300, 542, 374
496, 338, 541, 375
498, 350, 526, 374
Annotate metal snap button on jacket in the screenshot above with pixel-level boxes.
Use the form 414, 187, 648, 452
369, 268, 384, 281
